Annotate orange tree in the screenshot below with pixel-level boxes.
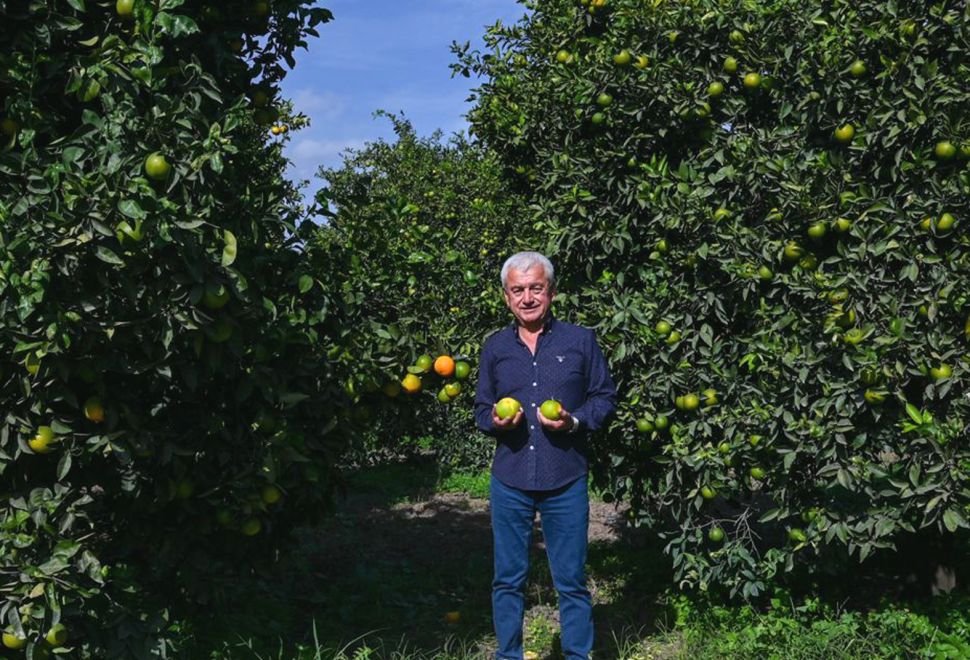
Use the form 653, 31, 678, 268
305, 114, 533, 469
0, 0, 339, 654
456, 0, 970, 597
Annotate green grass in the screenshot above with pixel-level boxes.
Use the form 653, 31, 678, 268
437, 469, 491, 499
176, 457, 970, 660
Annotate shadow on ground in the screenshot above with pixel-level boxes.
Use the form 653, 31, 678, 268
186, 458, 676, 659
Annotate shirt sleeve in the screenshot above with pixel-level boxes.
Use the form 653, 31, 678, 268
570, 329, 617, 432
474, 337, 498, 435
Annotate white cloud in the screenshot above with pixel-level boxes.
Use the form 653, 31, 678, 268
289, 89, 348, 122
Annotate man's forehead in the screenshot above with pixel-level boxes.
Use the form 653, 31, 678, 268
507, 266, 548, 282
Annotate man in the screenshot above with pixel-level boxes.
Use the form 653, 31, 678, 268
475, 251, 617, 660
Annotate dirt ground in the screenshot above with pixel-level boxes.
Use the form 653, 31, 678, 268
294, 482, 672, 658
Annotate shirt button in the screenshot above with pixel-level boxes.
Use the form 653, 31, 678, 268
532, 382, 537, 386
530, 425, 535, 430
529, 445, 534, 450
531, 402, 536, 407
533, 362, 537, 366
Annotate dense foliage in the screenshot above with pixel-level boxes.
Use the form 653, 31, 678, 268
307, 115, 532, 469
454, 0, 970, 596
0, 0, 337, 655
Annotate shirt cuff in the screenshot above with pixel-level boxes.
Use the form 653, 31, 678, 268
568, 415, 581, 433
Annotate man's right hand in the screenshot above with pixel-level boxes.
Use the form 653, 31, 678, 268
491, 405, 523, 430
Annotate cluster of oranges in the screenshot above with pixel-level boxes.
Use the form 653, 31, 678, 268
394, 353, 472, 404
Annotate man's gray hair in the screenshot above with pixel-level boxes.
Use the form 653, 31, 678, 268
501, 251, 556, 289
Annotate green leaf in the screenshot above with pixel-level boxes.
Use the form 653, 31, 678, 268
155, 12, 199, 38
118, 199, 146, 220
298, 274, 313, 293
942, 509, 966, 533
95, 247, 124, 265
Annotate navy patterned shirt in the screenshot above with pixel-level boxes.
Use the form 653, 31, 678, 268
474, 317, 617, 491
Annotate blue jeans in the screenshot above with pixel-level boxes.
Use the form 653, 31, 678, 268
490, 474, 593, 660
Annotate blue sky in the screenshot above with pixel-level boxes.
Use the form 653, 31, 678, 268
279, 0, 526, 204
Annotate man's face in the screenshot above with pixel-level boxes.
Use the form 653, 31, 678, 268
503, 266, 555, 328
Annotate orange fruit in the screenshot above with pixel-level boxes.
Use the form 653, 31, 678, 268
84, 397, 105, 423
434, 355, 456, 377
401, 374, 422, 394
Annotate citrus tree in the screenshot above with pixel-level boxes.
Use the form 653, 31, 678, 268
456, 0, 970, 597
1, 0, 338, 654
306, 114, 533, 469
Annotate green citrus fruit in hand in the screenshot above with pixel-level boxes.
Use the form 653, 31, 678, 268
144, 152, 171, 180
45, 623, 68, 647
708, 526, 725, 543
29, 425, 55, 454
540, 399, 563, 420
496, 397, 522, 420
454, 361, 471, 380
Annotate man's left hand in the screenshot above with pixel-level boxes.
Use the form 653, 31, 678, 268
537, 407, 575, 432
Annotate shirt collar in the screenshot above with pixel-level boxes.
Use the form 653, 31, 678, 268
509, 314, 555, 342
